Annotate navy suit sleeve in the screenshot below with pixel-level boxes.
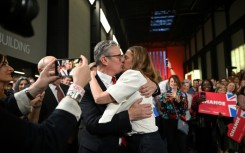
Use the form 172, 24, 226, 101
80, 84, 132, 135
1, 95, 23, 116
0, 105, 78, 153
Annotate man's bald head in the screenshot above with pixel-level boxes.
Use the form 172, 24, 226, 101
38, 56, 56, 73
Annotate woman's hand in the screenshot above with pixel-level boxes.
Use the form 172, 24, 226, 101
30, 92, 45, 109
139, 78, 157, 98
90, 70, 97, 79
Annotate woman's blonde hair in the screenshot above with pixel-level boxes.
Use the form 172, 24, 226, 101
128, 46, 158, 83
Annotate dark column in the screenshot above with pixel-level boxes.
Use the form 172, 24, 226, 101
224, 5, 232, 77
90, 0, 101, 62
46, 0, 69, 58
210, 13, 218, 79
201, 53, 207, 79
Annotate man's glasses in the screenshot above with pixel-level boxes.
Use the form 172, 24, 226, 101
105, 54, 124, 61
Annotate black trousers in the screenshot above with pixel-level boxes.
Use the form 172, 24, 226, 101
126, 131, 165, 153
161, 119, 188, 153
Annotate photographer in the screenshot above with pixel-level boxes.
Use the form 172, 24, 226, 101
0, 54, 91, 153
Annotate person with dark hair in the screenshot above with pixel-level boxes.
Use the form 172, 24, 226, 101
28, 77, 36, 84
0, 54, 91, 153
0, 55, 14, 100
188, 79, 200, 95
14, 77, 31, 93
158, 75, 189, 153
191, 79, 216, 153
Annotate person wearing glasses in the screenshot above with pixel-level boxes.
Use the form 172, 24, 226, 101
78, 40, 160, 153
0, 54, 91, 153
88, 45, 164, 153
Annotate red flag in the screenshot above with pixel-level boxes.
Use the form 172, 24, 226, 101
198, 92, 237, 117
227, 108, 245, 143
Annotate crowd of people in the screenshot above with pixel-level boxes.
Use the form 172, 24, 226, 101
1, 40, 245, 153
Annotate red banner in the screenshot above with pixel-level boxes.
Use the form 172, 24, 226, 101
198, 92, 237, 117
227, 108, 245, 143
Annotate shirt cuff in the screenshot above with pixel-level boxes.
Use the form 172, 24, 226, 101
56, 96, 82, 121
14, 90, 31, 115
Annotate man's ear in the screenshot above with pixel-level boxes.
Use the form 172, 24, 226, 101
100, 56, 109, 66
38, 68, 43, 73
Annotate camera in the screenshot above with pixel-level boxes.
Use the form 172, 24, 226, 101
55, 58, 81, 77
0, 0, 39, 37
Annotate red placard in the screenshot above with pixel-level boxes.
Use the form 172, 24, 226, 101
198, 92, 237, 117
227, 108, 245, 143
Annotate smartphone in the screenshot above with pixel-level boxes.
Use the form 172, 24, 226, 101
166, 58, 168, 66
55, 58, 81, 77
167, 87, 172, 93
200, 92, 206, 99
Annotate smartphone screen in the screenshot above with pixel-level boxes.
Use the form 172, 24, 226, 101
200, 92, 206, 99
55, 58, 81, 77
167, 87, 172, 93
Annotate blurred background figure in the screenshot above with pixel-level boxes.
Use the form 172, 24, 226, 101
28, 77, 36, 84
188, 79, 200, 95
14, 77, 30, 93
61, 76, 72, 86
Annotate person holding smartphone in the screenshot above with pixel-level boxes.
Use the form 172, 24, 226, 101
190, 79, 216, 153
0, 54, 91, 153
158, 75, 188, 153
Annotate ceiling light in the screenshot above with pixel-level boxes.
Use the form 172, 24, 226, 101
100, 9, 111, 33
89, 0, 95, 5
14, 71, 25, 75
113, 35, 118, 44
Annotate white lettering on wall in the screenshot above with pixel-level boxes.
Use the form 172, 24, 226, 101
0, 32, 31, 54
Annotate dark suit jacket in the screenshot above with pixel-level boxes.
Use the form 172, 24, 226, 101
78, 75, 132, 153
38, 83, 77, 153
0, 95, 78, 153
39, 83, 69, 123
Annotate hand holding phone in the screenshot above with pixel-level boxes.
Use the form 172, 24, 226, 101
165, 87, 173, 98
198, 92, 206, 103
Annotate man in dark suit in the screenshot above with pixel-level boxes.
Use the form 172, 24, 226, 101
78, 40, 159, 153
38, 82, 69, 122
37, 56, 69, 123
0, 55, 91, 153
37, 56, 77, 153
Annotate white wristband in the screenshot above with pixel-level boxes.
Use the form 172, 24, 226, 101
66, 84, 85, 103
